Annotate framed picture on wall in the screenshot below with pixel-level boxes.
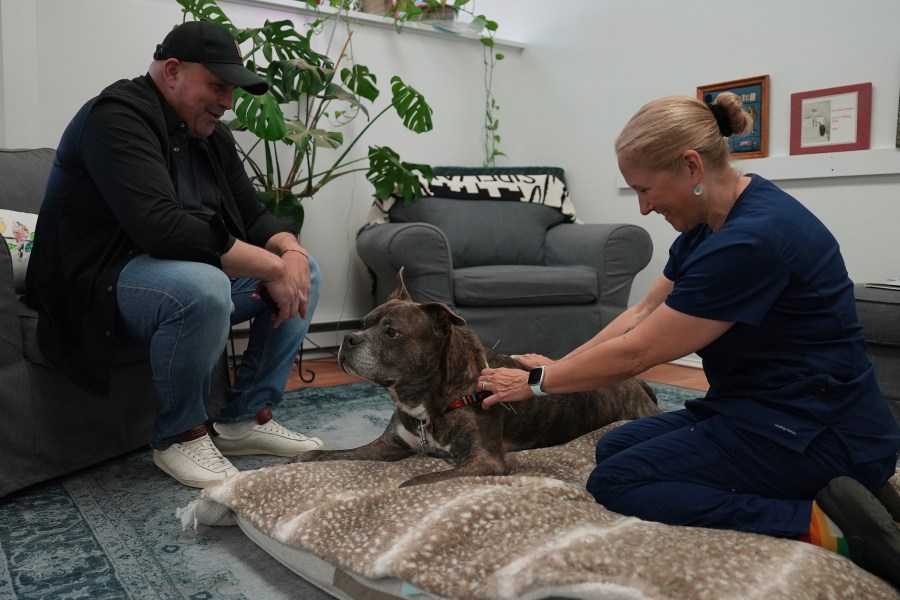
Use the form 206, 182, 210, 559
790, 83, 872, 155
697, 75, 769, 159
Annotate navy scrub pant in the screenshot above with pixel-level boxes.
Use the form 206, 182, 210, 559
587, 409, 896, 537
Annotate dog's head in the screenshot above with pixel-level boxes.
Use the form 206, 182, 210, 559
338, 268, 484, 395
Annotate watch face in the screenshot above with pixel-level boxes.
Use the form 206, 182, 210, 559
527, 367, 543, 385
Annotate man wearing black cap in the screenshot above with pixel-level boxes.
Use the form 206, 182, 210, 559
25, 21, 325, 488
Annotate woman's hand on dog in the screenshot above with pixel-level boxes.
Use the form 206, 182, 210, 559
479, 353, 555, 408
510, 353, 552, 369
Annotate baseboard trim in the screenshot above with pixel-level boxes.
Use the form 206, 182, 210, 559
307, 320, 360, 334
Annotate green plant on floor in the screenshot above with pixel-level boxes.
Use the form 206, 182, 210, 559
389, 0, 505, 166
174, 0, 436, 230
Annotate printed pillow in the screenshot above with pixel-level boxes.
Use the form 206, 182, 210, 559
0, 209, 37, 293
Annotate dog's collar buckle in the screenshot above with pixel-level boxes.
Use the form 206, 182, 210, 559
448, 390, 492, 411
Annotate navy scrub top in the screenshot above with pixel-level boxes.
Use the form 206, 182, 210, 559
663, 174, 900, 465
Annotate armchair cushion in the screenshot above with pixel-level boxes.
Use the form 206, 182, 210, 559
453, 265, 598, 307
390, 198, 566, 267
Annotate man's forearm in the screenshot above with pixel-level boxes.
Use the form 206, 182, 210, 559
220, 238, 286, 281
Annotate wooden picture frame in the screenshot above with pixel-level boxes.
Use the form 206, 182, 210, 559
790, 82, 872, 155
697, 75, 769, 159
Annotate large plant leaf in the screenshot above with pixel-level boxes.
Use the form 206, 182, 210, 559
322, 83, 369, 119
341, 65, 379, 103
259, 20, 326, 64
235, 21, 331, 98
390, 77, 433, 134
257, 190, 304, 230
310, 129, 344, 149
285, 121, 344, 150
366, 145, 434, 203
174, 0, 233, 27
288, 57, 335, 98
233, 89, 287, 141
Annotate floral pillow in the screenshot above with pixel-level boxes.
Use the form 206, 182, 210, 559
0, 209, 37, 293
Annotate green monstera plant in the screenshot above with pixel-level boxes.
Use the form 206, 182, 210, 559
174, 0, 435, 230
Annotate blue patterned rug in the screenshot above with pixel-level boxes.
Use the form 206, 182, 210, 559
0, 381, 699, 600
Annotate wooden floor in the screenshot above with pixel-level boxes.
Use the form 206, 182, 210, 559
286, 353, 709, 392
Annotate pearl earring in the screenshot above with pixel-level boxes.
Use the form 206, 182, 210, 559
693, 185, 702, 196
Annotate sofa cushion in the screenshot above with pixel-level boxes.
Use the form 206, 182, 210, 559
0, 209, 37, 293
854, 284, 900, 417
855, 284, 900, 347
452, 265, 598, 307
18, 301, 148, 368
0, 148, 55, 214
389, 198, 566, 268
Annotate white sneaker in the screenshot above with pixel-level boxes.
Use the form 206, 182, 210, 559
212, 406, 325, 457
153, 427, 239, 488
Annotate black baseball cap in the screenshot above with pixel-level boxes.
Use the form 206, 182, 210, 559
153, 21, 268, 95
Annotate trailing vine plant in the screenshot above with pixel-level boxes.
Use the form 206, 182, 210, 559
478, 15, 504, 166
389, 0, 504, 166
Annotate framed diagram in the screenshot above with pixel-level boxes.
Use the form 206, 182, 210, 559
697, 75, 769, 159
790, 82, 872, 155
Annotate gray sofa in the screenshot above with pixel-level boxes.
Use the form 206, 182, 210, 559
357, 166, 653, 359
854, 283, 900, 425
0, 147, 228, 497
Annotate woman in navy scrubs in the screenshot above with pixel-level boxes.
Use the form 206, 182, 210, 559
478, 93, 900, 587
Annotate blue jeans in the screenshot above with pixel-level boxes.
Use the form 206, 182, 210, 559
115, 254, 321, 449
587, 408, 897, 537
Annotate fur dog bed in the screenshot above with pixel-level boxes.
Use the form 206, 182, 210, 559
179, 423, 900, 599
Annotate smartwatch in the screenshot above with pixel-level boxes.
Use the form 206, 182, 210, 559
528, 366, 550, 397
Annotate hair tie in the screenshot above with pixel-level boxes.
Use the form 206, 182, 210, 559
707, 103, 734, 137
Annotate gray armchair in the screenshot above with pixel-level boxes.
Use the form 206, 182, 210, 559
356, 166, 653, 359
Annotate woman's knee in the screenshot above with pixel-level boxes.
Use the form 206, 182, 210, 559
586, 463, 634, 509
595, 427, 631, 464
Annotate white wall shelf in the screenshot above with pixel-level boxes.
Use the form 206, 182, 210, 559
225, 0, 525, 51
616, 147, 900, 188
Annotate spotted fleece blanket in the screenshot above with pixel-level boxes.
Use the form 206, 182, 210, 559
179, 423, 900, 600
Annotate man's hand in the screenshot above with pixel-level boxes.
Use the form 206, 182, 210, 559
280, 248, 311, 320
257, 274, 301, 328
221, 235, 312, 328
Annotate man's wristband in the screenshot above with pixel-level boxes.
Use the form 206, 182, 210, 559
281, 248, 308, 259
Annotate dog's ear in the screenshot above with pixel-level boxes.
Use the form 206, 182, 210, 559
387, 267, 412, 302
421, 302, 484, 390
420, 302, 467, 332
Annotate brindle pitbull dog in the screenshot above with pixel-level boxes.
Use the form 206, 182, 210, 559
292, 269, 662, 487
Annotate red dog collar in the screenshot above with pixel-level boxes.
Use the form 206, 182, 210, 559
448, 390, 493, 411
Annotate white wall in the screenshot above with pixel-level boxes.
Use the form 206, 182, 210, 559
2, 0, 899, 347
493, 0, 900, 304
